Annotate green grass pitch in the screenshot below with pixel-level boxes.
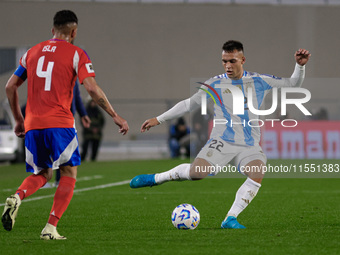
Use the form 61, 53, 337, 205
0, 159, 339, 255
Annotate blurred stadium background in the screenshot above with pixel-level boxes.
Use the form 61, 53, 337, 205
1, 0, 340, 160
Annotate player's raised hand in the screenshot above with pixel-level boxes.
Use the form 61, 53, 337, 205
141, 118, 160, 133
295, 49, 311, 66
113, 114, 129, 135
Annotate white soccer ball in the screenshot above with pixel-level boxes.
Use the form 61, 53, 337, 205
171, 203, 200, 230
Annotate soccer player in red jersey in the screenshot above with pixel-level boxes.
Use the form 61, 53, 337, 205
2, 10, 129, 240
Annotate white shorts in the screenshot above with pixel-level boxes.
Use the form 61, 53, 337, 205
196, 137, 267, 176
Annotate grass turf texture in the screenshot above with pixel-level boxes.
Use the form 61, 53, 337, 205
0, 159, 339, 255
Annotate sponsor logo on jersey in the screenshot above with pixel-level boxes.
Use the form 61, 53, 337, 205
86, 63, 95, 73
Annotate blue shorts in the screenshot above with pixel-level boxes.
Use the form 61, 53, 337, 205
25, 128, 81, 174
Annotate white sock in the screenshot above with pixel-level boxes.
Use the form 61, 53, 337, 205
155, 163, 191, 184
226, 177, 261, 219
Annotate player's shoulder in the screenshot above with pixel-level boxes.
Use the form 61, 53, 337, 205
244, 70, 282, 80
243, 71, 256, 77
201, 76, 225, 88
55, 41, 92, 61
72, 45, 91, 60
203, 74, 228, 87
59, 41, 84, 54
257, 72, 282, 80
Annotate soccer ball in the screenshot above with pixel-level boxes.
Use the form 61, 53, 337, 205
171, 203, 200, 230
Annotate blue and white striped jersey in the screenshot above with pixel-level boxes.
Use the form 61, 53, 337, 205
190, 64, 305, 146
156, 64, 305, 147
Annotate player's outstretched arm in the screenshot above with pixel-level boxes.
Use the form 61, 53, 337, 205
141, 118, 160, 133
5, 74, 25, 138
83, 77, 129, 135
295, 48, 311, 66
140, 98, 190, 133
140, 93, 203, 133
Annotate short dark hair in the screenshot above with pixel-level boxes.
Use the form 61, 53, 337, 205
53, 10, 78, 28
222, 40, 244, 53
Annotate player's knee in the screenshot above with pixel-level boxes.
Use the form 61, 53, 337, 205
59, 166, 77, 179
242, 159, 265, 183
189, 166, 209, 180
39, 169, 53, 181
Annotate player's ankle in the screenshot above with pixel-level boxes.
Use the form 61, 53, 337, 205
48, 215, 59, 227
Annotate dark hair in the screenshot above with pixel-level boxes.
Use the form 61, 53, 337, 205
177, 117, 186, 126
53, 10, 78, 28
222, 40, 244, 53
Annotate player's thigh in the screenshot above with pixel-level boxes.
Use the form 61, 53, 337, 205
232, 146, 267, 181
26, 128, 80, 176
25, 130, 55, 175
47, 128, 81, 169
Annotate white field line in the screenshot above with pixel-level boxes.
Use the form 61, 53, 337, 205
0, 180, 130, 206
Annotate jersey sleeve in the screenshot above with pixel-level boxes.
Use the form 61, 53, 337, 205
14, 65, 27, 81
76, 49, 96, 84
156, 87, 204, 124
259, 63, 305, 88
14, 50, 29, 81
156, 77, 219, 124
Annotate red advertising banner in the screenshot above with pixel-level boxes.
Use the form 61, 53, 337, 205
262, 121, 340, 159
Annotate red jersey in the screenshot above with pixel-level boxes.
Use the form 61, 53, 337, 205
18, 39, 95, 132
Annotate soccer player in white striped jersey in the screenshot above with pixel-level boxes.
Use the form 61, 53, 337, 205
130, 40, 310, 229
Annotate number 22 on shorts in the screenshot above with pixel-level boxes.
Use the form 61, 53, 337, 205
208, 139, 224, 152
